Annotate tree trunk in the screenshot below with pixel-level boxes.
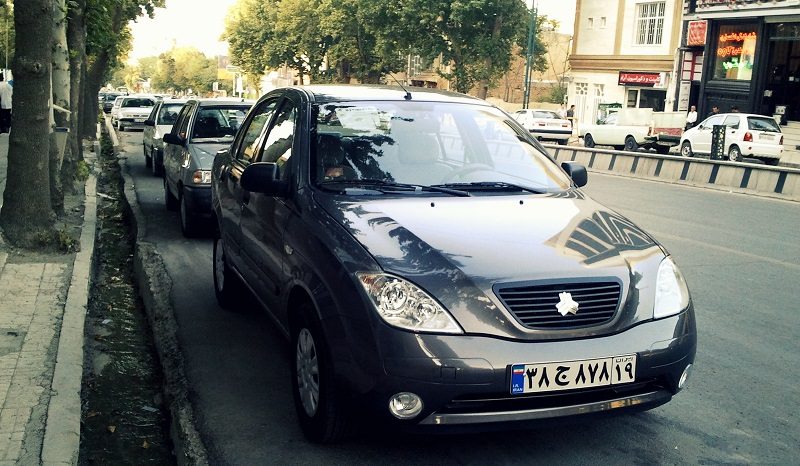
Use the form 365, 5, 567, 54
0, 0, 56, 247
81, 52, 107, 139
476, 15, 504, 100
50, 0, 70, 214
62, 0, 86, 194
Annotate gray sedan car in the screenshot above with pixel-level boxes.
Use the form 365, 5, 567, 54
210, 85, 696, 443
162, 99, 252, 236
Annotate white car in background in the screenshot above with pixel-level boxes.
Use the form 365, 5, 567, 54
512, 109, 572, 145
114, 95, 156, 131
109, 95, 125, 124
679, 113, 783, 165
143, 98, 187, 176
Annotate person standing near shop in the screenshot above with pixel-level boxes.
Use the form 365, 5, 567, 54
685, 105, 698, 130
706, 105, 720, 119
0, 73, 12, 134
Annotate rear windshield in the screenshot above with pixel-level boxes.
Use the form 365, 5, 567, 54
747, 117, 780, 133
122, 98, 155, 108
190, 106, 251, 141
157, 104, 184, 125
532, 111, 560, 119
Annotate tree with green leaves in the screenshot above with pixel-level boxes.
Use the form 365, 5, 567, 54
151, 47, 218, 94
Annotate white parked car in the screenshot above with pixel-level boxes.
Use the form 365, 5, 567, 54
109, 95, 125, 124
679, 113, 783, 165
113, 95, 156, 131
512, 109, 572, 145
142, 98, 187, 176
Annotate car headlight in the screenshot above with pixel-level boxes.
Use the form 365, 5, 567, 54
357, 273, 462, 334
654, 257, 690, 319
192, 170, 212, 184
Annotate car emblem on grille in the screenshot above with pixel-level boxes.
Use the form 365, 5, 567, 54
556, 292, 579, 316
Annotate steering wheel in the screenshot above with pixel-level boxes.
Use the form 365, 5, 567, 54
441, 164, 495, 183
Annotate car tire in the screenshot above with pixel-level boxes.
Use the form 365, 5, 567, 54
118, 121, 125, 132
728, 145, 742, 162
179, 189, 200, 237
213, 236, 243, 309
680, 141, 693, 158
624, 136, 639, 152
583, 134, 595, 148
557, 139, 568, 146
164, 177, 179, 211
291, 303, 352, 444
144, 145, 152, 168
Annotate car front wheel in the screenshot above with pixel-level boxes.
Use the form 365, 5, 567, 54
179, 189, 200, 237
728, 145, 742, 162
291, 304, 352, 443
680, 141, 693, 158
583, 134, 595, 148
164, 178, 178, 211
144, 144, 152, 168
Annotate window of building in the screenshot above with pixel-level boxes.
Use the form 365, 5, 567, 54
600, 17, 607, 28
712, 23, 757, 81
635, 2, 665, 45
625, 89, 666, 111
588, 17, 594, 30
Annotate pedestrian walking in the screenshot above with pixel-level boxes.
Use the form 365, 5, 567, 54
0, 73, 11, 134
685, 105, 698, 130
566, 104, 575, 128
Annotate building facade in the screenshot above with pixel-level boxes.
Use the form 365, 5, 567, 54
677, 0, 800, 123
567, 0, 684, 126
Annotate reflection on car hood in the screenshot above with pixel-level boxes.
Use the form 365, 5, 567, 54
188, 143, 229, 170
317, 193, 666, 337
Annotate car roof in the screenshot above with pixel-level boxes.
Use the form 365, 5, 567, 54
187, 98, 255, 107
286, 85, 489, 106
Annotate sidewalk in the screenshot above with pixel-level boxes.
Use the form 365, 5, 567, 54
0, 134, 97, 465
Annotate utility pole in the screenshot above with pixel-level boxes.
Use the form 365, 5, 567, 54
522, 1, 537, 109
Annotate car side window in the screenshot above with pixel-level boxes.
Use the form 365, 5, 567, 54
723, 115, 739, 129
703, 115, 724, 128
235, 100, 280, 164
173, 104, 194, 139
260, 101, 297, 180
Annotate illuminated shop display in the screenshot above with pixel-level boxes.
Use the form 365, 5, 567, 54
713, 24, 757, 81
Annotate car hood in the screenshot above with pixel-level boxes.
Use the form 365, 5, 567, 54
317, 192, 667, 338
188, 143, 230, 170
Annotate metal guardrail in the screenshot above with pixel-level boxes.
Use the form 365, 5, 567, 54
543, 144, 800, 201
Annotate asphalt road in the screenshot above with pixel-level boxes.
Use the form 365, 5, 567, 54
116, 128, 800, 465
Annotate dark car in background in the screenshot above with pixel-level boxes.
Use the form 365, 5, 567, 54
210, 85, 696, 443
101, 92, 123, 113
143, 98, 187, 176
162, 98, 252, 236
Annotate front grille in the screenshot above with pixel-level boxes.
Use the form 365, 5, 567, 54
495, 280, 621, 329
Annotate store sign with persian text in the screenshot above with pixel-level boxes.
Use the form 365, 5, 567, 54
618, 72, 664, 87
697, 0, 791, 11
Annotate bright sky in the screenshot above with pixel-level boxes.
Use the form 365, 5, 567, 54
129, 0, 577, 63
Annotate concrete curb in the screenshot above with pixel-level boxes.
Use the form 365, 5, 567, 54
109, 120, 210, 466
41, 139, 100, 465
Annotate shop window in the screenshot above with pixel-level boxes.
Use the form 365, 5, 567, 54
713, 23, 757, 81
626, 89, 666, 111
635, 2, 665, 45
588, 18, 594, 30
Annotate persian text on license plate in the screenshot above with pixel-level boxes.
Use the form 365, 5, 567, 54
510, 355, 636, 394
760, 133, 775, 140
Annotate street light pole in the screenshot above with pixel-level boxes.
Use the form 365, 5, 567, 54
522, 1, 537, 109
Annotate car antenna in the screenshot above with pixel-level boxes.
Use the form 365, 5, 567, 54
388, 73, 412, 100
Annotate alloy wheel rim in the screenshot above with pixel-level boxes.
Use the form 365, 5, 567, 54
296, 328, 320, 417
682, 143, 690, 157
730, 148, 739, 161
214, 239, 225, 291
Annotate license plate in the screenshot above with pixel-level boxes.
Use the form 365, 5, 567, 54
510, 355, 636, 394
759, 133, 775, 140
135, 118, 145, 123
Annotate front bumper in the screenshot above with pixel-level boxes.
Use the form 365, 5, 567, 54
346, 308, 695, 429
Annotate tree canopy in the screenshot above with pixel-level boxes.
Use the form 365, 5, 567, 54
223, 0, 547, 94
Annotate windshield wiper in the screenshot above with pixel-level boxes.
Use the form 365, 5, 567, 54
318, 179, 470, 197
432, 181, 545, 194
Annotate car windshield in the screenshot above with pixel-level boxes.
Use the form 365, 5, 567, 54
157, 104, 183, 125
190, 106, 249, 141
122, 98, 155, 108
312, 101, 572, 193
747, 116, 781, 133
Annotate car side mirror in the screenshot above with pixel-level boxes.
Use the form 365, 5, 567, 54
163, 132, 185, 146
144, 119, 155, 127
240, 162, 288, 196
561, 161, 588, 187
